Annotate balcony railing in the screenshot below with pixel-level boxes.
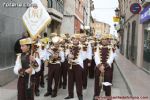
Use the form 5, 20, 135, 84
48, 0, 64, 14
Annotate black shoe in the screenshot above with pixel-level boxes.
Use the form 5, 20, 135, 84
64, 96, 74, 99
35, 91, 40, 96
63, 85, 66, 89
78, 96, 83, 100
44, 92, 51, 97
83, 86, 87, 89
40, 84, 45, 88
59, 85, 62, 89
89, 76, 94, 79
51, 93, 57, 98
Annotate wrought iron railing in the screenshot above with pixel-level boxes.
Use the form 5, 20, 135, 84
48, 0, 64, 14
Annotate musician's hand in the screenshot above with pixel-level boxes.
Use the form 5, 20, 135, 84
99, 64, 105, 73
53, 54, 59, 59
25, 68, 33, 75
88, 63, 91, 67
69, 54, 74, 59
29, 55, 35, 62
45, 61, 48, 67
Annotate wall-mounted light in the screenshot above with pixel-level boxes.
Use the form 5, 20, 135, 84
115, 8, 120, 17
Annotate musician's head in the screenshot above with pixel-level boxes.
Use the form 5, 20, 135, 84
80, 33, 87, 42
71, 34, 80, 45
32, 3, 38, 9
20, 38, 35, 53
51, 36, 60, 48
53, 43, 59, 48
60, 34, 67, 44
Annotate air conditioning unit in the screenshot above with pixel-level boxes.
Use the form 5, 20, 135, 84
142, 0, 150, 7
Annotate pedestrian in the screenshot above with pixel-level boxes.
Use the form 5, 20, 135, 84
64, 33, 84, 100
13, 37, 41, 100
93, 34, 116, 100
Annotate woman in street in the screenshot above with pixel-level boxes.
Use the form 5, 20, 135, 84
14, 37, 41, 100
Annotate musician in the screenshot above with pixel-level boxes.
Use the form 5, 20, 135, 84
80, 33, 92, 89
64, 34, 84, 100
88, 36, 97, 79
44, 36, 64, 98
59, 34, 68, 89
32, 43, 41, 97
93, 34, 116, 100
40, 32, 50, 49
14, 37, 41, 100
39, 36, 50, 88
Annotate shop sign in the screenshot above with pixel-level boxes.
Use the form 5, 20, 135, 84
140, 5, 150, 23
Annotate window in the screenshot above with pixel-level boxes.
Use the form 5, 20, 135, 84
76, 0, 79, 9
48, 0, 52, 8
131, 21, 136, 62
143, 29, 150, 72
126, 23, 130, 59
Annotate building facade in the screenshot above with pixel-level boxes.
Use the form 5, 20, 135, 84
140, 0, 150, 72
0, 0, 64, 85
43, 0, 64, 35
60, 0, 94, 35
92, 19, 110, 36
0, 0, 32, 85
117, 0, 150, 72
60, 0, 84, 35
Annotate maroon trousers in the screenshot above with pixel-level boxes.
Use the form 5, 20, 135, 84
82, 59, 89, 89
17, 76, 34, 100
94, 66, 113, 97
47, 63, 61, 94
67, 64, 83, 97
39, 60, 45, 86
34, 72, 40, 93
88, 57, 95, 78
59, 60, 68, 88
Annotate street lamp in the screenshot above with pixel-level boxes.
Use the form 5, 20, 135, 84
115, 8, 120, 17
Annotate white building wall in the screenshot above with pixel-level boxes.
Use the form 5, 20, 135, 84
60, 0, 75, 35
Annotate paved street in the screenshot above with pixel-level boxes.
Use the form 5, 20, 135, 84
0, 63, 130, 100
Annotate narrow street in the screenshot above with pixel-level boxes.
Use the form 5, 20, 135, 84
0, 63, 130, 100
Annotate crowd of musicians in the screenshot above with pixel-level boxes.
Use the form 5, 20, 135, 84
13, 32, 119, 100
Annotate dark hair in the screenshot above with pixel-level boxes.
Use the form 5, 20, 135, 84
26, 44, 32, 50
22, 32, 29, 38
44, 32, 47, 37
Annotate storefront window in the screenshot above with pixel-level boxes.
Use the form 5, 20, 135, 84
126, 23, 130, 59
143, 30, 150, 71
131, 21, 136, 63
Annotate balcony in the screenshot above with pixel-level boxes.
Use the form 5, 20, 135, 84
47, 0, 64, 21
141, 0, 150, 7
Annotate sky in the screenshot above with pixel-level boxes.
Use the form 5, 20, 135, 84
91, 0, 119, 35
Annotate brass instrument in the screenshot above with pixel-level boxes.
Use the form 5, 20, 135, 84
68, 46, 74, 70
68, 45, 80, 69
49, 47, 60, 63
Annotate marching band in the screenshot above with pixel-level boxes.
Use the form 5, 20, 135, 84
13, 32, 118, 100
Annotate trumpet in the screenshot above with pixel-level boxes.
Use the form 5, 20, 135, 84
49, 50, 60, 63
68, 54, 74, 70
68, 48, 75, 69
